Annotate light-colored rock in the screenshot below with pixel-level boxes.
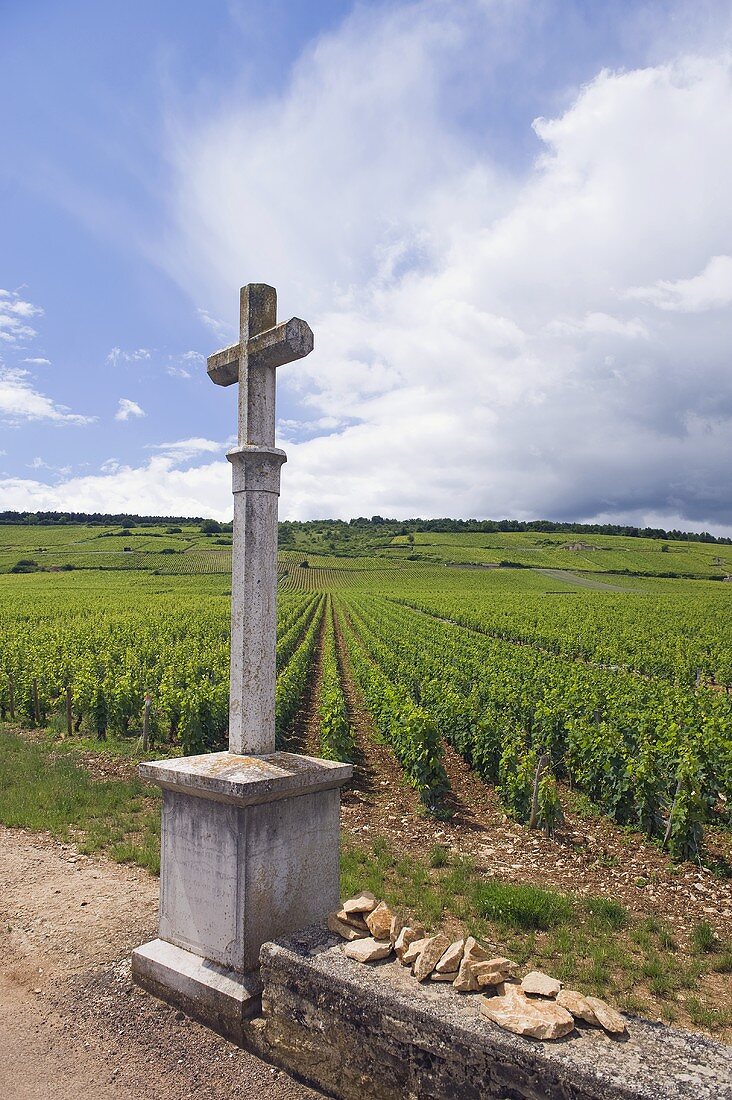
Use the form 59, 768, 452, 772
475, 958, 518, 988
480, 984, 575, 1040
342, 891, 378, 915
366, 901, 395, 941
401, 936, 430, 966
414, 934, 452, 982
389, 914, 404, 945
585, 996, 627, 1034
463, 935, 489, 963
431, 970, 459, 982
336, 909, 369, 930
435, 939, 465, 974
521, 971, 562, 998
343, 937, 393, 963
453, 957, 480, 992
328, 912, 368, 942
394, 925, 425, 960
556, 989, 600, 1026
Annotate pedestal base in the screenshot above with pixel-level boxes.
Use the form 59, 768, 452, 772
133, 939, 263, 1044
133, 750, 352, 1039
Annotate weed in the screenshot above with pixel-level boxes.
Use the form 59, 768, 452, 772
691, 921, 718, 954
429, 844, 450, 868
712, 951, 732, 973
472, 880, 572, 931
685, 996, 732, 1031
0, 729, 160, 874
584, 896, 628, 930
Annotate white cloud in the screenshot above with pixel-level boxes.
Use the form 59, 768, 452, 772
27, 456, 71, 476
167, 350, 204, 379
196, 308, 231, 343
156, 10, 732, 531
107, 347, 151, 366
23, 357, 51, 365
0, 456, 230, 519
0, 290, 43, 345
147, 437, 222, 462
625, 254, 732, 312
0, 368, 95, 426
114, 397, 146, 421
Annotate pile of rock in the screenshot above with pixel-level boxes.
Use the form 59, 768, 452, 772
328, 892, 627, 1041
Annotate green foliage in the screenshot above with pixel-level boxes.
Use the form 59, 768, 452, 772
0, 729, 160, 873
429, 844, 449, 868
275, 596, 325, 744
584, 896, 629, 930
472, 880, 573, 930
537, 772, 563, 836
340, 605, 448, 811
318, 599, 353, 762
691, 921, 718, 954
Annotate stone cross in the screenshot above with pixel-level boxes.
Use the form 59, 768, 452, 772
207, 284, 313, 755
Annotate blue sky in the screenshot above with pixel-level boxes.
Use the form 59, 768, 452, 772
1, 0, 731, 530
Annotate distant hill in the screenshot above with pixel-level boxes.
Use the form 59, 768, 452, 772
1, 509, 728, 545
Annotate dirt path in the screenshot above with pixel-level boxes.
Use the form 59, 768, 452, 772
333, 603, 430, 837
0, 826, 318, 1100
289, 597, 328, 758
534, 568, 633, 591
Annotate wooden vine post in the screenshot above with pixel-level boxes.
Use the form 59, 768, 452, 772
142, 693, 152, 752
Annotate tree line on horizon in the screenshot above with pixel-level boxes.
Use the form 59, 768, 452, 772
0, 509, 729, 546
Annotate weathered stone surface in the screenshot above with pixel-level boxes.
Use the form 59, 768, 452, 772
366, 901, 395, 941
132, 938, 262, 1045
556, 989, 600, 1026
389, 914, 404, 944
204, 285, 314, 754
453, 956, 480, 992
431, 970, 459, 982
521, 971, 562, 998
142, 769, 347, 975
257, 927, 732, 1100
336, 909, 369, 930
480, 985, 575, 1040
585, 996, 627, 1035
463, 935, 489, 963
394, 926, 425, 961
342, 891, 377, 915
475, 958, 517, 988
343, 937, 392, 963
328, 913, 367, 942
414, 934, 451, 982
435, 939, 465, 974
401, 936, 430, 966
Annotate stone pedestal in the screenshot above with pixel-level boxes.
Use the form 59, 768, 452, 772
132, 750, 352, 1041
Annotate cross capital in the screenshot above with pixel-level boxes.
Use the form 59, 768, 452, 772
206, 284, 314, 447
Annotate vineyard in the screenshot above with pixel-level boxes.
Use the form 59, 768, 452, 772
1, 524, 731, 867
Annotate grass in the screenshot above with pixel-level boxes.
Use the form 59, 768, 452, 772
2, 727, 730, 1036
472, 880, 572, 930
691, 920, 718, 953
340, 833, 732, 1034
0, 728, 161, 872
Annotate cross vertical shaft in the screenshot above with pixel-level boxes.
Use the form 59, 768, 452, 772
206, 284, 314, 755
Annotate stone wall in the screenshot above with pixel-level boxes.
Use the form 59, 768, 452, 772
245, 925, 732, 1100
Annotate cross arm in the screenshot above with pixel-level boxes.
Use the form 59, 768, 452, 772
206, 318, 314, 388
207, 342, 241, 387
248, 318, 314, 370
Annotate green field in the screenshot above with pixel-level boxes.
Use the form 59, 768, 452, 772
1, 521, 730, 863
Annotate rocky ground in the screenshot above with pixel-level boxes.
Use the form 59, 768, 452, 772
0, 826, 318, 1100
